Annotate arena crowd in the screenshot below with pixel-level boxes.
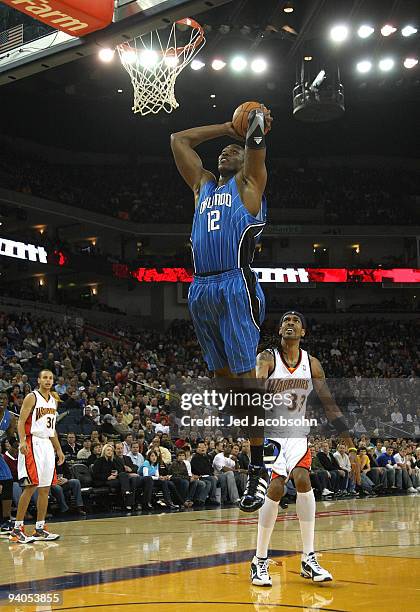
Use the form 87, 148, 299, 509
0, 149, 418, 224
0, 310, 419, 523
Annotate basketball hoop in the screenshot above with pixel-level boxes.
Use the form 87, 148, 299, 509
117, 18, 205, 116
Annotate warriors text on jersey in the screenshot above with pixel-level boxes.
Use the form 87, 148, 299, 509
190, 176, 266, 274
25, 390, 57, 438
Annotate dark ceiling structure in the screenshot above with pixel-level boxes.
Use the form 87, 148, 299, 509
0, 0, 419, 158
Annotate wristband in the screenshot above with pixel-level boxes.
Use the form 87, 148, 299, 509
245, 108, 266, 149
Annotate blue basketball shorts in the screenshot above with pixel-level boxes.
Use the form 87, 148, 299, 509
188, 267, 265, 374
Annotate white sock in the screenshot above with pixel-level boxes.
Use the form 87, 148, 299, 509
296, 490, 316, 555
36, 520, 45, 530
256, 496, 279, 559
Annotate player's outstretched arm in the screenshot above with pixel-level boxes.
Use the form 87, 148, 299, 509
170, 123, 233, 197
256, 350, 275, 379
239, 105, 272, 216
310, 356, 353, 447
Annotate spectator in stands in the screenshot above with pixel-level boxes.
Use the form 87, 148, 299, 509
169, 450, 194, 507
238, 439, 251, 471
150, 435, 172, 465
127, 441, 144, 471
61, 432, 81, 461
333, 443, 354, 493
348, 448, 375, 496
92, 443, 134, 511
76, 438, 92, 461
376, 446, 401, 489
114, 442, 152, 509
309, 446, 335, 497
230, 443, 247, 495
393, 448, 417, 493
212, 444, 240, 505
190, 441, 219, 506
141, 450, 181, 510
366, 447, 389, 489
143, 419, 155, 444
86, 442, 102, 467
317, 441, 347, 494
51, 458, 86, 515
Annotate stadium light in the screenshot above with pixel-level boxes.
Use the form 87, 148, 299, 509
357, 25, 374, 39
401, 25, 418, 37
330, 25, 349, 42
404, 57, 418, 69
381, 24, 397, 37
164, 55, 179, 68
98, 48, 114, 62
120, 49, 137, 65
191, 59, 205, 70
212, 59, 226, 71
251, 58, 267, 73
231, 56, 247, 72
357, 60, 372, 74
139, 50, 159, 68
379, 58, 394, 71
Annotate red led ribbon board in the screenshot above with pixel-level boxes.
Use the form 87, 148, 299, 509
3, 0, 114, 36
112, 266, 420, 284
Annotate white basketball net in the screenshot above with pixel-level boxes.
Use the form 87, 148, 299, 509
117, 18, 205, 116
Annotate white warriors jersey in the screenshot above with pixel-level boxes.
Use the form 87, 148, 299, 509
24, 390, 57, 438
265, 347, 313, 438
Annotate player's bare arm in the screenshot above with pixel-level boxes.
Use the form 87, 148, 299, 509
310, 355, 353, 447
256, 350, 275, 379
237, 104, 273, 216
51, 432, 65, 465
17, 393, 36, 455
171, 123, 235, 202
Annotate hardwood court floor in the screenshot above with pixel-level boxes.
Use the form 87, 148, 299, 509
1, 495, 419, 612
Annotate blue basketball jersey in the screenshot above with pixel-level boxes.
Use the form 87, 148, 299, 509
190, 176, 266, 274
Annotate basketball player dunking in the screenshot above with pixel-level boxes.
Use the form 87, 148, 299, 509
171, 106, 273, 511
9, 370, 65, 543
250, 312, 353, 585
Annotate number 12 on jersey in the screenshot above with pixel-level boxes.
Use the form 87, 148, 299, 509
207, 210, 220, 232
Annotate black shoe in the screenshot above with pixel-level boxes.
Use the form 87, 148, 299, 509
239, 465, 269, 513
280, 497, 288, 509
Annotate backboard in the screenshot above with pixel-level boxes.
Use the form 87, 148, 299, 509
0, 0, 231, 85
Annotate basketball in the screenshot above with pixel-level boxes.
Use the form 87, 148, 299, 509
232, 101, 270, 137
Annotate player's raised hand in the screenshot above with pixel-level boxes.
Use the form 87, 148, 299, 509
224, 121, 245, 141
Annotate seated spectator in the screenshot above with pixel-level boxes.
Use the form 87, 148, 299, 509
366, 447, 389, 489
91, 443, 134, 510
114, 442, 153, 509
122, 433, 133, 455
333, 443, 354, 493
393, 448, 417, 493
309, 446, 335, 497
127, 441, 145, 471
169, 449, 195, 507
348, 448, 375, 496
76, 438, 92, 461
112, 412, 131, 437
230, 443, 247, 496
85, 442, 102, 467
238, 439, 251, 471
190, 441, 219, 506
61, 432, 81, 461
143, 418, 155, 444
317, 441, 347, 494
141, 450, 182, 510
150, 435, 172, 465
50, 458, 86, 515
376, 446, 402, 489
212, 444, 240, 505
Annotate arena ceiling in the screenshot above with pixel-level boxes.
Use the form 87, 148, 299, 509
0, 0, 419, 157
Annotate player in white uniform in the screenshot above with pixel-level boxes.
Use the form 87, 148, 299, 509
9, 370, 65, 544
250, 312, 352, 585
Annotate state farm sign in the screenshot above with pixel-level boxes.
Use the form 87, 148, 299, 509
0, 238, 48, 264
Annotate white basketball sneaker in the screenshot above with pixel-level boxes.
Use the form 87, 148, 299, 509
250, 555, 272, 586
300, 552, 332, 582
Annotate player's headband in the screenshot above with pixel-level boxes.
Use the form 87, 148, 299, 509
280, 311, 306, 329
